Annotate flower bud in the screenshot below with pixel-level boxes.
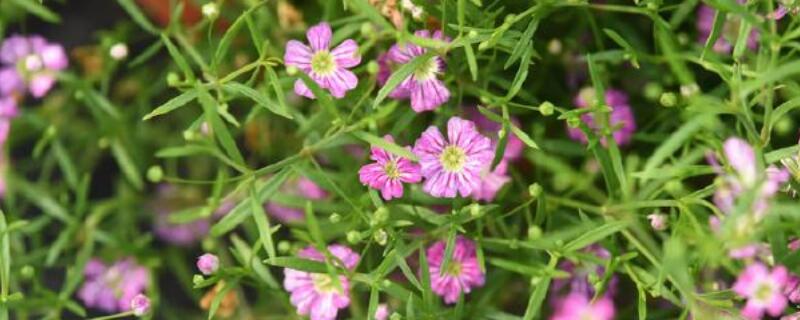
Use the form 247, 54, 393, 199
470, 203, 482, 217
367, 60, 380, 75
202, 3, 219, 20
538, 101, 554, 116
643, 82, 663, 101
659, 92, 677, 107
166, 72, 181, 87
278, 240, 291, 253
196, 253, 220, 275
528, 183, 542, 198
146, 165, 163, 183
286, 65, 299, 76
109, 43, 128, 60
372, 207, 389, 225
566, 116, 581, 128
680, 83, 699, 98
329, 213, 341, 223
347, 231, 362, 244
20, 265, 34, 279
373, 229, 388, 246
647, 213, 668, 231
547, 39, 562, 55
527, 226, 542, 239
130, 294, 151, 316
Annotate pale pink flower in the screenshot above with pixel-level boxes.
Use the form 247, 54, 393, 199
284, 22, 361, 99
78, 258, 149, 314
550, 293, 615, 320
197, 253, 220, 275
470, 160, 511, 202
358, 135, 422, 200
130, 294, 151, 316
413, 117, 494, 198
0, 34, 68, 98
387, 30, 450, 112
566, 88, 636, 146
697, 3, 759, 53
426, 236, 485, 304
732, 263, 789, 319
647, 212, 668, 231
283, 245, 360, 320
374, 303, 390, 320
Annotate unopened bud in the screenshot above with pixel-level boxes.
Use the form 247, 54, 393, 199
373, 229, 388, 246
367, 60, 379, 75
659, 92, 677, 107
528, 183, 542, 198
527, 226, 542, 239
109, 43, 128, 60
329, 213, 341, 223
166, 72, 181, 87
146, 165, 163, 183
539, 101, 554, 116
647, 213, 668, 231
286, 65, 299, 76
566, 116, 581, 128
347, 231, 362, 244
202, 3, 219, 19
278, 241, 291, 253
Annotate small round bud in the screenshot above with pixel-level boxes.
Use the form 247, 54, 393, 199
45, 125, 56, 136
390, 313, 402, 320
183, 130, 196, 141
547, 39, 562, 55
130, 294, 151, 316
382, 279, 392, 288
566, 116, 581, 128
646, 1, 659, 10
470, 203, 482, 217
278, 241, 291, 253
680, 83, 699, 98
479, 96, 491, 104
347, 231, 362, 244
373, 207, 389, 225
329, 213, 341, 223
775, 117, 794, 136
202, 3, 219, 20
367, 60, 380, 75
286, 65, 299, 76
146, 165, 163, 183
647, 213, 668, 231
109, 43, 129, 60
539, 101, 554, 116
659, 92, 677, 108
166, 72, 181, 87
373, 229, 388, 246
20, 265, 34, 279
643, 82, 663, 101
527, 226, 542, 239
360, 22, 374, 37
530, 276, 541, 286
196, 253, 220, 275
665, 179, 683, 194
74, 90, 85, 100
97, 137, 109, 149
528, 183, 542, 198
468, 30, 479, 38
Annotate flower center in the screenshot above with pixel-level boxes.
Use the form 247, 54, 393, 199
445, 261, 462, 276
413, 57, 439, 82
439, 145, 467, 172
384, 160, 401, 179
755, 282, 774, 302
311, 273, 342, 294
311, 50, 337, 76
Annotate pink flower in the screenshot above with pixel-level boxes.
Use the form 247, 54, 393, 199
468, 107, 524, 161
413, 117, 494, 198
566, 88, 636, 146
78, 258, 149, 314
265, 176, 328, 222
358, 135, 422, 200
709, 138, 789, 219
647, 213, 668, 231
197, 253, 220, 275
284, 22, 361, 99
732, 263, 789, 319
550, 293, 615, 320
0, 34, 68, 98
283, 245, 360, 320
426, 236, 485, 304
152, 184, 209, 246
697, 3, 759, 53
130, 294, 151, 316
784, 274, 800, 304
387, 30, 450, 112
374, 303, 390, 320
470, 160, 511, 202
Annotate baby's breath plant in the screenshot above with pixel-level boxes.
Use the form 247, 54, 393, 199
3, 0, 800, 319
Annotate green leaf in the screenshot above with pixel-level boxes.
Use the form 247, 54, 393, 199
230, 235, 278, 288
110, 139, 144, 190
346, 0, 394, 30
509, 123, 539, 150
129, 40, 164, 67
0, 211, 10, 302
223, 82, 292, 119
506, 17, 540, 70
208, 279, 237, 320
143, 89, 197, 120
700, 9, 725, 60
213, 10, 251, 70
10, 0, 60, 23
115, 0, 158, 33
641, 114, 713, 180
264, 65, 292, 119
505, 41, 533, 100
264, 257, 329, 273
374, 51, 435, 108
351, 131, 418, 161
161, 34, 195, 81
563, 220, 630, 252
296, 72, 340, 119
211, 168, 292, 236
367, 285, 380, 320
196, 85, 246, 167
603, 28, 639, 68
439, 226, 458, 277
249, 184, 277, 260
522, 255, 558, 320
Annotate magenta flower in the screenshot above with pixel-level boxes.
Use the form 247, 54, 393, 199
697, 3, 759, 53
413, 117, 494, 198
566, 88, 636, 146
130, 294, 151, 316
197, 253, 220, 275
152, 185, 209, 246
552, 245, 617, 299
550, 293, 615, 320
387, 30, 450, 112
284, 22, 360, 99
265, 176, 328, 222
358, 135, 422, 200
426, 236, 485, 304
733, 263, 789, 319
0, 34, 68, 98
784, 274, 800, 304
708, 138, 789, 219
78, 258, 149, 314
283, 245, 360, 320
470, 160, 511, 202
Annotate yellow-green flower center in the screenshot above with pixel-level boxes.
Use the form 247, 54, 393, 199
445, 261, 462, 276
413, 57, 439, 82
755, 282, 773, 301
440, 145, 467, 172
311, 50, 336, 76
384, 160, 401, 179
311, 273, 342, 294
